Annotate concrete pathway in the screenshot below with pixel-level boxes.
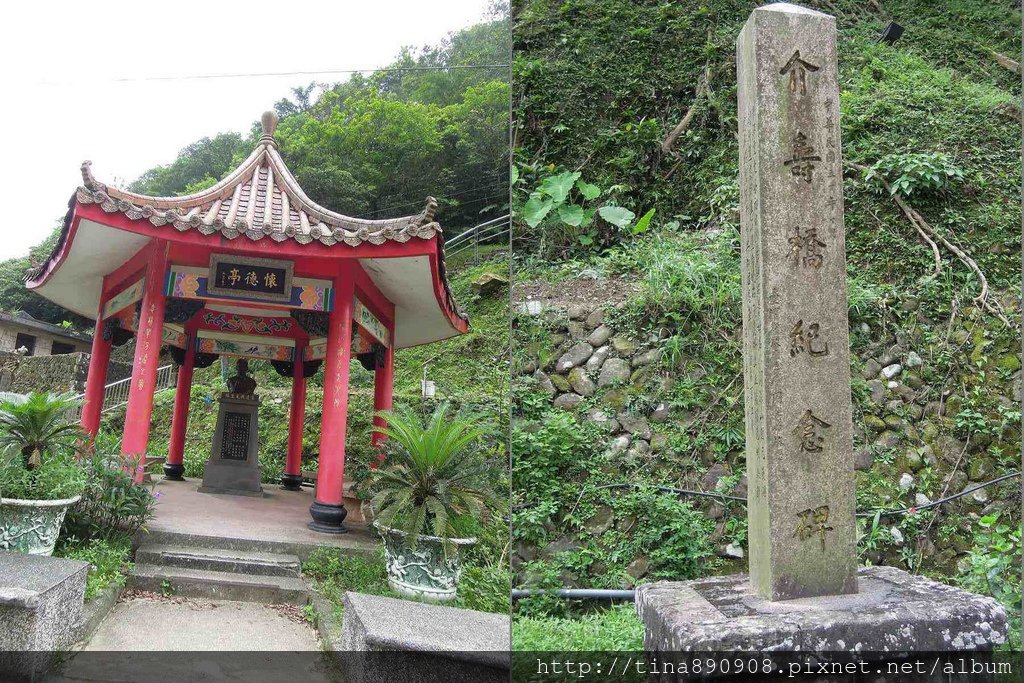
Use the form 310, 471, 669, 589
47, 595, 337, 682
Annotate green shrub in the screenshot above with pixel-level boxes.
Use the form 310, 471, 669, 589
55, 536, 133, 599
960, 514, 1021, 649
454, 508, 511, 614
457, 563, 512, 614
64, 445, 157, 541
303, 547, 393, 618
0, 451, 85, 501
512, 409, 602, 520
861, 152, 964, 198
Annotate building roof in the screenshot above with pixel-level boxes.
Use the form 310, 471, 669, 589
72, 112, 442, 248
25, 112, 468, 349
0, 311, 91, 344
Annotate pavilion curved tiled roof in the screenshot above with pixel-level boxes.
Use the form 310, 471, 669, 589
74, 111, 441, 248
26, 112, 469, 342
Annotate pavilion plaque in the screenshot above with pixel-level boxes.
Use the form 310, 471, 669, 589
198, 359, 263, 497
207, 254, 294, 303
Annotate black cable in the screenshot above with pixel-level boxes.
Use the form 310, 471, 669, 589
593, 482, 747, 503
861, 471, 1021, 519
516, 472, 1022, 519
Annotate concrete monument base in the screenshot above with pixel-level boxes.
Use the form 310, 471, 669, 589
637, 566, 1007, 653
199, 393, 263, 497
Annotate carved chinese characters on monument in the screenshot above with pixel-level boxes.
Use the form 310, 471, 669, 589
220, 412, 251, 460
789, 320, 829, 357
783, 132, 821, 183
794, 409, 830, 453
787, 226, 825, 268
794, 505, 833, 551
779, 49, 818, 95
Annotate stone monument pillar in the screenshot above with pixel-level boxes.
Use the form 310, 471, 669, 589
737, 0, 856, 601
634, 3, 1007, 655
199, 358, 263, 497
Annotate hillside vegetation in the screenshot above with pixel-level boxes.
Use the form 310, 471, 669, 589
510, 0, 1022, 649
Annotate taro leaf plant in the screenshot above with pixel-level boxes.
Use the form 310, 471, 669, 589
369, 402, 499, 553
0, 392, 87, 501
518, 167, 646, 253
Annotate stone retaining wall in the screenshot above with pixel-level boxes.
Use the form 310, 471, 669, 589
515, 297, 1023, 587
0, 352, 90, 394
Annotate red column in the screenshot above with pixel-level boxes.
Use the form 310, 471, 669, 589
282, 344, 307, 491
81, 310, 113, 438
164, 331, 195, 481
121, 243, 168, 483
309, 264, 355, 533
370, 342, 395, 463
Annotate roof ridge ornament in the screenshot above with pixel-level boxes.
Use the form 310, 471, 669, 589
260, 111, 279, 148
81, 160, 103, 191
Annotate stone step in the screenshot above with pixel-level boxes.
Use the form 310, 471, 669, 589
128, 564, 309, 605
135, 544, 301, 577
137, 528, 377, 562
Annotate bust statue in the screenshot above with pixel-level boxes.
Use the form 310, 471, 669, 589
226, 358, 257, 395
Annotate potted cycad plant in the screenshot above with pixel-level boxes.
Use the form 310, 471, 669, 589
369, 402, 497, 603
0, 392, 87, 555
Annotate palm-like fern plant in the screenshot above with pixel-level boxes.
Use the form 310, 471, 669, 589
0, 392, 84, 469
0, 392, 87, 501
369, 403, 498, 553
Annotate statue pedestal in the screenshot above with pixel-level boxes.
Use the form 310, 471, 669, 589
198, 393, 263, 497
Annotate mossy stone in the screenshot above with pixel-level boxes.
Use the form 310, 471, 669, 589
863, 415, 886, 433
610, 336, 638, 355
550, 374, 572, 393
884, 415, 905, 430
904, 373, 925, 390
967, 457, 994, 482
600, 388, 629, 411
997, 354, 1021, 372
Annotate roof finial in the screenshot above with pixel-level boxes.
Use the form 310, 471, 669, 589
260, 111, 279, 146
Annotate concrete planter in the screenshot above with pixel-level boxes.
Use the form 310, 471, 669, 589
374, 522, 476, 603
0, 495, 81, 556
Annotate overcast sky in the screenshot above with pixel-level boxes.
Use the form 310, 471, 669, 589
0, 0, 493, 260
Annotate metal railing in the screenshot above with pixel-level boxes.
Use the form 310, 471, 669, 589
445, 214, 511, 263
0, 392, 28, 405
69, 363, 178, 420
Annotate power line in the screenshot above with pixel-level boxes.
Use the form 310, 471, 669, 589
359, 182, 507, 217
357, 171, 507, 216
37, 64, 510, 86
